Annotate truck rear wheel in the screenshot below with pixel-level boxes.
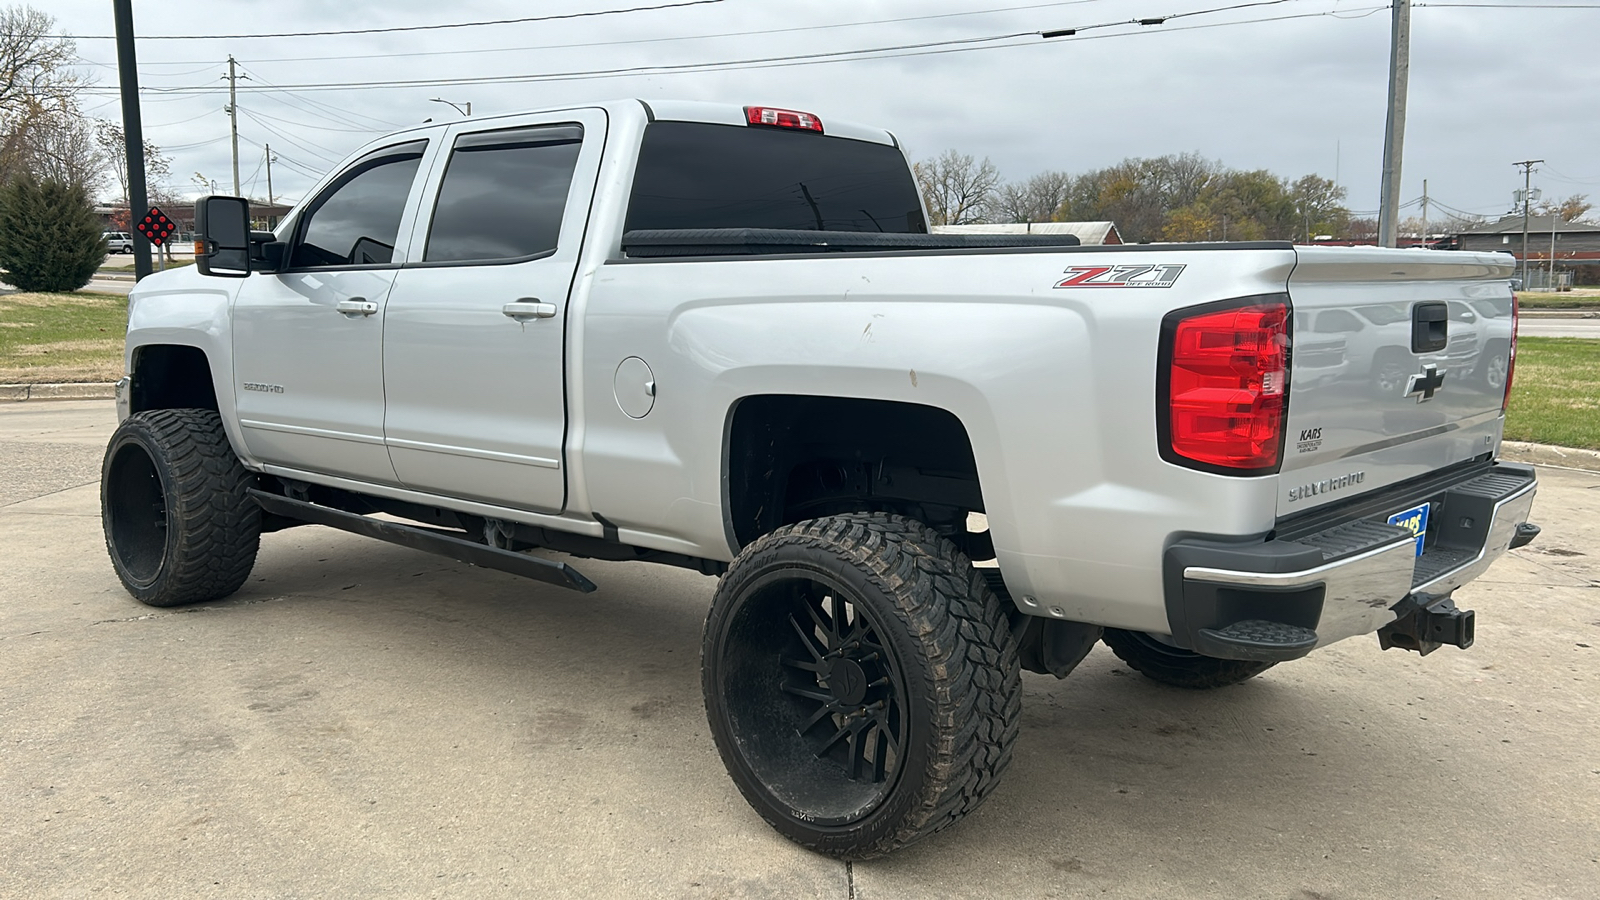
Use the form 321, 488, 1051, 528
1102, 628, 1275, 689
101, 408, 260, 607
701, 513, 1021, 858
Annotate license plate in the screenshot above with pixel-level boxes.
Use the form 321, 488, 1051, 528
1388, 502, 1431, 557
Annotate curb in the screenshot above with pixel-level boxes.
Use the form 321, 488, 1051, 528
0, 382, 118, 401
1501, 440, 1600, 473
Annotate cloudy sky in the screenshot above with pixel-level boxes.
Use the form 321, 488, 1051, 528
58, 0, 1600, 221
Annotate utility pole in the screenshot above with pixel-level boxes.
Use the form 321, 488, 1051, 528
112, 0, 152, 281
224, 55, 242, 196
1378, 0, 1411, 248
1550, 214, 1559, 288
1514, 159, 1542, 286
1419, 179, 1428, 249
265, 144, 278, 228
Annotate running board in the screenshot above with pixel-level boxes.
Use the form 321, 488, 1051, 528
248, 489, 598, 593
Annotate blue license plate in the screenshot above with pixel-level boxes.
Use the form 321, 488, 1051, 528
1388, 502, 1431, 557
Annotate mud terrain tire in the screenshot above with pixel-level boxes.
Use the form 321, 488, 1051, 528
702, 513, 1022, 858
101, 408, 259, 607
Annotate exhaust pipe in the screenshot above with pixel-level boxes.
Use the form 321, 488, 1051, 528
1378, 594, 1475, 656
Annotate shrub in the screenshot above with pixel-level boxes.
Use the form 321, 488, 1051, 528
0, 176, 105, 293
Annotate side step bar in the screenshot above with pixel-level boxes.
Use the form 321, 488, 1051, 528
249, 489, 598, 593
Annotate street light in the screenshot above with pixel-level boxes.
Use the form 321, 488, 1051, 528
429, 98, 472, 117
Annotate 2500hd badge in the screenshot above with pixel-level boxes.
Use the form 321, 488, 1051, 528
1287, 470, 1366, 502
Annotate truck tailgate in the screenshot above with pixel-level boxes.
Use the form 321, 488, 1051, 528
1278, 247, 1516, 518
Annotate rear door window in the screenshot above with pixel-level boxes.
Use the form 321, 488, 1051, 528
423, 124, 584, 263
624, 121, 925, 233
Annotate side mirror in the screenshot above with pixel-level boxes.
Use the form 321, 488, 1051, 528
195, 195, 251, 277
250, 230, 286, 273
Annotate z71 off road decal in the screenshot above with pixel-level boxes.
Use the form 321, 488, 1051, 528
1054, 264, 1186, 289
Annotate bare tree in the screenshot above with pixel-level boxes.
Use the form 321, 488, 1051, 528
913, 150, 1000, 226
6, 107, 102, 193
0, 5, 93, 189
991, 170, 1071, 223
94, 120, 171, 205
0, 6, 78, 116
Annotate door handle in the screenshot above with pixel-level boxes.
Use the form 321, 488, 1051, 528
502, 299, 557, 320
337, 298, 378, 317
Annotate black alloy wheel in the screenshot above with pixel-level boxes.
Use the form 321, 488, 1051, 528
724, 570, 911, 818
703, 513, 1021, 858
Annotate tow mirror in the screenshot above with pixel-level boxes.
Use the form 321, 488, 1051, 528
195, 195, 251, 277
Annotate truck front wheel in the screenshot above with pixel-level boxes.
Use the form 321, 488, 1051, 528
701, 513, 1021, 858
1102, 628, 1275, 689
101, 409, 260, 607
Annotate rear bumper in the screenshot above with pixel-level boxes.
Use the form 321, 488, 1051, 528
1162, 461, 1537, 659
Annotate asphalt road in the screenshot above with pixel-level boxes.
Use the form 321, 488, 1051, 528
1519, 316, 1600, 339
3, 401, 1597, 899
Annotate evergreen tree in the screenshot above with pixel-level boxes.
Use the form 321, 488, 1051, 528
0, 176, 104, 292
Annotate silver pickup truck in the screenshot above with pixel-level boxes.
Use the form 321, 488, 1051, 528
102, 99, 1539, 858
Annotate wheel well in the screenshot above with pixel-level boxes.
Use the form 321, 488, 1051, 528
724, 395, 987, 553
130, 344, 218, 414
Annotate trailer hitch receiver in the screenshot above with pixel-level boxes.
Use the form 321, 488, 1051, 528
1378, 593, 1475, 656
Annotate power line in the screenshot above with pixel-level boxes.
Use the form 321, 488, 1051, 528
1413, 2, 1600, 7
1541, 164, 1600, 186
237, 110, 346, 164
162, 134, 230, 151
241, 146, 268, 199
234, 67, 404, 128
39, 1, 728, 40
80, 2, 1381, 97
88, 0, 1118, 67
240, 135, 323, 180
236, 105, 388, 134
236, 109, 346, 158
143, 105, 221, 130
73, 58, 221, 77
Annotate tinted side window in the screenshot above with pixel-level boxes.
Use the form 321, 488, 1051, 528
625, 122, 926, 233
424, 124, 583, 263
291, 141, 426, 268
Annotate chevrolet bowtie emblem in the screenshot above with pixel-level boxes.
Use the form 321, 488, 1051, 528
1405, 363, 1446, 402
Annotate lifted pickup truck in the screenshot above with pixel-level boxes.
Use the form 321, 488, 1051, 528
103, 99, 1539, 858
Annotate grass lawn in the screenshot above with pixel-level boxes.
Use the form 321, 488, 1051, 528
0, 292, 127, 384
1517, 291, 1600, 309
1504, 337, 1600, 450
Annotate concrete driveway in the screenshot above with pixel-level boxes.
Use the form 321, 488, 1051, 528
2, 401, 1597, 899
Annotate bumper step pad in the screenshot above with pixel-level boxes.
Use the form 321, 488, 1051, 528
1193, 619, 1320, 662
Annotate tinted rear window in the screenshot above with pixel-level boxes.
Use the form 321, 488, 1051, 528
625, 121, 925, 233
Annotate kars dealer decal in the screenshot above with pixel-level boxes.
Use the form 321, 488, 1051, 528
1054, 263, 1186, 289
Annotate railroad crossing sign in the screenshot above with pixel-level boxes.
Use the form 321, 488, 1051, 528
135, 207, 174, 246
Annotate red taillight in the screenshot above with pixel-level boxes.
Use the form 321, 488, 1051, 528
744, 105, 823, 132
1503, 292, 1519, 413
1161, 300, 1290, 472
